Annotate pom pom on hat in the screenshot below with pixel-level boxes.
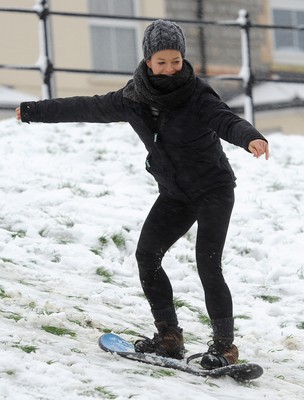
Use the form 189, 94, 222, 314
142, 19, 186, 60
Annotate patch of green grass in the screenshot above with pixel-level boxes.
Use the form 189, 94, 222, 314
46, 360, 57, 365
71, 348, 85, 354
256, 295, 281, 303
96, 267, 113, 283
126, 367, 176, 379
68, 316, 93, 329
111, 232, 125, 249
94, 386, 117, 399
119, 328, 141, 336
174, 298, 210, 326
38, 228, 48, 237
238, 359, 249, 364
11, 230, 26, 239
184, 332, 202, 344
174, 298, 191, 309
58, 182, 88, 197
13, 344, 38, 354
92, 233, 126, 254
68, 318, 82, 327
90, 247, 102, 256
41, 325, 77, 337
96, 190, 111, 197
5, 312, 22, 322
297, 322, 304, 330
51, 254, 61, 263
67, 294, 88, 301
18, 280, 34, 287
267, 348, 284, 354
56, 234, 74, 245
0, 258, 15, 264
0, 288, 10, 299
56, 216, 74, 228
98, 327, 113, 334
98, 236, 108, 247
74, 306, 85, 312
28, 301, 36, 309
235, 314, 251, 320
39, 228, 74, 244
197, 312, 211, 326
21, 345, 38, 354
90, 236, 109, 256
126, 369, 147, 376
204, 378, 220, 388
3, 370, 15, 376
149, 369, 176, 378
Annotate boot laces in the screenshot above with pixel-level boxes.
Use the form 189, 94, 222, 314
134, 333, 160, 353
186, 339, 232, 365
207, 340, 230, 355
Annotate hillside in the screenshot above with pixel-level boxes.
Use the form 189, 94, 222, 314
0, 118, 303, 399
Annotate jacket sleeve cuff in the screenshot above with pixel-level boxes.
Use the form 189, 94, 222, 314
20, 102, 36, 123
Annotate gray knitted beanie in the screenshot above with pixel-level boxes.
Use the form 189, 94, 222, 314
142, 19, 186, 60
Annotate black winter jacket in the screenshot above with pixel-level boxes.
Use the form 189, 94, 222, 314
20, 78, 267, 202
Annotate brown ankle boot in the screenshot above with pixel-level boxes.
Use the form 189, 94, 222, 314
134, 321, 185, 360
200, 337, 239, 370
155, 321, 185, 359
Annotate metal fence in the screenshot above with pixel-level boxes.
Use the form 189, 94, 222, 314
1, 0, 304, 125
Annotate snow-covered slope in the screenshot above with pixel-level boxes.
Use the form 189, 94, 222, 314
0, 118, 303, 399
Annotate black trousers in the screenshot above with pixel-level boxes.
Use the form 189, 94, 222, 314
135, 185, 235, 323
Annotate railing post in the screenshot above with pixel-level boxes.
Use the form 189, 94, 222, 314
197, 0, 206, 75
237, 9, 255, 126
35, 0, 54, 99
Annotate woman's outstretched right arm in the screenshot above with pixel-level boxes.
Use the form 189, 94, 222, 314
17, 89, 127, 124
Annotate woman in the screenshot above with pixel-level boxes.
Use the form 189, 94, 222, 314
16, 20, 269, 369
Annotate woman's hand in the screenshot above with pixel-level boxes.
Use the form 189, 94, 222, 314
16, 107, 21, 120
248, 139, 269, 160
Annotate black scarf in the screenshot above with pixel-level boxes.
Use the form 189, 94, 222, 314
123, 59, 197, 110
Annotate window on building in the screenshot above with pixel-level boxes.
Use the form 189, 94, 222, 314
273, 9, 304, 51
271, 0, 304, 64
88, 0, 139, 73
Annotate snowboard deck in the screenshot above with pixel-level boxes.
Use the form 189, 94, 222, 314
98, 333, 263, 382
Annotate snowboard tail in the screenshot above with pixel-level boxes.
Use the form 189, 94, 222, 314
98, 333, 263, 381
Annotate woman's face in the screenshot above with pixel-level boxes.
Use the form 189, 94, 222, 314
146, 50, 183, 76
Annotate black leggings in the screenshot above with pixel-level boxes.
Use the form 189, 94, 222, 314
135, 185, 235, 321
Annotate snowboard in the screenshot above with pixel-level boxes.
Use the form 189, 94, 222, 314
98, 333, 263, 382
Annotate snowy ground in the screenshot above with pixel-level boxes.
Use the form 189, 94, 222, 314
0, 118, 303, 400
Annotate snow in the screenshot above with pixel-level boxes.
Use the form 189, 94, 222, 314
0, 86, 38, 108
227, 82, 304, 108
0, 117, 303, 399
